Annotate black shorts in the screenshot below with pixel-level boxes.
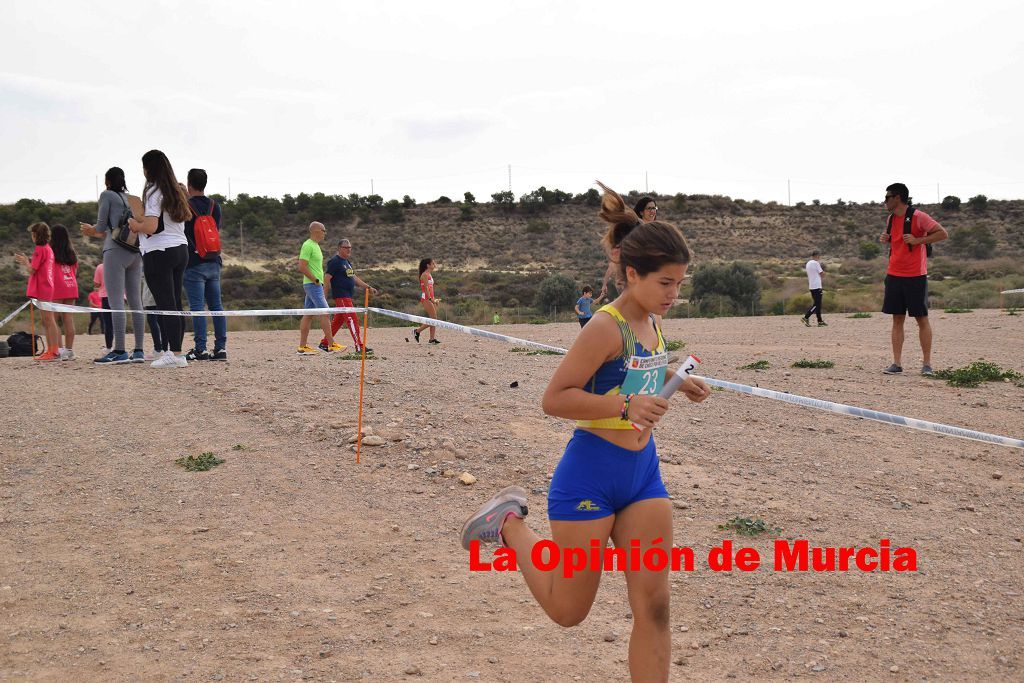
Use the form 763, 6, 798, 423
883, 275, 929, 317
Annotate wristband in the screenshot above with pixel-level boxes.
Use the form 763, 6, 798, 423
620, 394, 633, 421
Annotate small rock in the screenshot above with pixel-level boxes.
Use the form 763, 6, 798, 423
811, 663, 826, 672
408, 464, 420, 471
992, 471, 1003, 480
429, 636, 438, 645
487, 657, 498, 664
404, 665, 421, 676
478, 378, 488, 385
362, 435, 385, 446
889, 665, 899, 673
603, 632, 619, 642
459, 472, 477, 486
290, 611, 300, 617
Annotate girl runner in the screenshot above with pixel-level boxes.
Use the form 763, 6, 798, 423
461, 186, 709, 682
14, 222, 60, 360
48, 224, 79, 360
412, 258, 441, 344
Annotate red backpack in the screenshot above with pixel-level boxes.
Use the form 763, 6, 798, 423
192, 200, 221, 259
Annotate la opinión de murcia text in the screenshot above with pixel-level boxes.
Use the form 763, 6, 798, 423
469, 539, 917, 577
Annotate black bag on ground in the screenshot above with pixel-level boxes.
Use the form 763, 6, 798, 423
7, 331, 43, 357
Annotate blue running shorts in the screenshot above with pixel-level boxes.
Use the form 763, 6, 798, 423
548, 429, 669, 521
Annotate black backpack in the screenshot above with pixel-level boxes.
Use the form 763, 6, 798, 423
7, 331, 43, 357
886, 207, 933, 258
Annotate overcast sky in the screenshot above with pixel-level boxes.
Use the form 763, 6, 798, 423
3, 0, 1022, 207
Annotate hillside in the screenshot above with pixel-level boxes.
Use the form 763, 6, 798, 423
2, 194, 1023, 320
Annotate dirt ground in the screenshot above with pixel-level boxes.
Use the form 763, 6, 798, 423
1, 309, 1022, 681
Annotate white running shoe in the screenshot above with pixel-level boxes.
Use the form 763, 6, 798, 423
151, 351, 178, 369
174, 353, 188, 368
59, 349, 77, 361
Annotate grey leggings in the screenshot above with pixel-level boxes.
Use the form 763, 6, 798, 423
102, 246, 146, 352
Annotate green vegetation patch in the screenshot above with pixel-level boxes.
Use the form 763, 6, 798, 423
929, 361, 1022, 388
510, 346, 561, 356
231, 444, 247, 451
847, 312, 873, 319
176, 452, 225, 472
943, 307, 973, 313
792, 359, 835, 369
718, 517, 782, 537
739, 360, 770, 370
664, 340, 686, 352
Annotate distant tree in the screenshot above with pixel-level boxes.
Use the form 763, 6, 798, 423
795, 201, 807, 208
491, 190, 515, 206
459, 204, 475, 222
463, 191, 476, 205
812, 199, 821, 206
382, 199, 404, 223
941, 195, 961, 211
859, 241, 881, 260
534, 273, 577, 312
436, 196, 452, 205
836, 198, 846, 206
281, 194, 296, 213
579, 188, 600, 207
672, 193, 687, 211
966, 194, 988, 212
690, 262, 761, 314
402, 195, 416, 208
949, 225, 996, 259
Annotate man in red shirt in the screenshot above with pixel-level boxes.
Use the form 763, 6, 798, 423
879, 183, 948, 376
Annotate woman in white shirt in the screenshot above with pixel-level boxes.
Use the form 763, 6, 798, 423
129, 149, 192, 368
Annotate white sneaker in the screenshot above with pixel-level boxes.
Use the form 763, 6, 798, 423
151, 351, 178, 369
59, 349, 76, 361
174, 353, 188, 368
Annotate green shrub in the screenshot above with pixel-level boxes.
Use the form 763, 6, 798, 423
966, 194, 988, 212
534, 273, 577, 312
691, 262, 761, 315
792, 359, 835, 368
859, 241, 881, 260
941, 195, 961, 210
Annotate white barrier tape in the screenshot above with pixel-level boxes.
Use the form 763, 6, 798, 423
31, 299, 366, 318
0, 301, 32, 329
692, 375, 1024, 450
1002, 288, 1024, 295
21, 299, 1024, 449
366, 307, 568, 354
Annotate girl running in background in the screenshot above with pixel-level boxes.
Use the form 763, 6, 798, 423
461, 186, 710, 682
599, 190, 657, 300
14, 222, 60, 360
49, 224, 79, 360
412, 258, 441, 344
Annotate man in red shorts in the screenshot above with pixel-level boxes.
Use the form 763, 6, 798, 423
320, 239, 378, 354
879, 183, 948, 376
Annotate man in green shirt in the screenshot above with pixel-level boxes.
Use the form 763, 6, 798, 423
297, 222, 342, 355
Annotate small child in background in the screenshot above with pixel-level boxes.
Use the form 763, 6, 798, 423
49, 224, 79, 360
94, 263, 113, 352
14, 222, 60, 360
87, 289, 104, 335
142, 279, 163, 361
574, 285, 603, 328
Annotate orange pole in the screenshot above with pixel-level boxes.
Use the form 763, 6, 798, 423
355, 289, 370, 464
29, 301, 37, 359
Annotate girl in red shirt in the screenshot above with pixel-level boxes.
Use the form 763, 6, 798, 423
49, 224, 80, 360
14, 222, 61, 360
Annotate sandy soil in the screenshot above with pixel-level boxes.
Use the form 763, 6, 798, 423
1, 309, 1022, 681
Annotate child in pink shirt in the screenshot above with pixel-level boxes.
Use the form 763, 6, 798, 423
49, 224, 79, 360
14, 222, 60, 360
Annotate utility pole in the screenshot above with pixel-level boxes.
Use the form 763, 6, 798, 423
645, 171, 649, 193
95, 175, 99, 200
370, 178, 374, 195
508, 164, 512, 193
240, 220, 245, 261
937, 182, 940, 203
788, 179, 791, 206
228, 178, 232, 202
